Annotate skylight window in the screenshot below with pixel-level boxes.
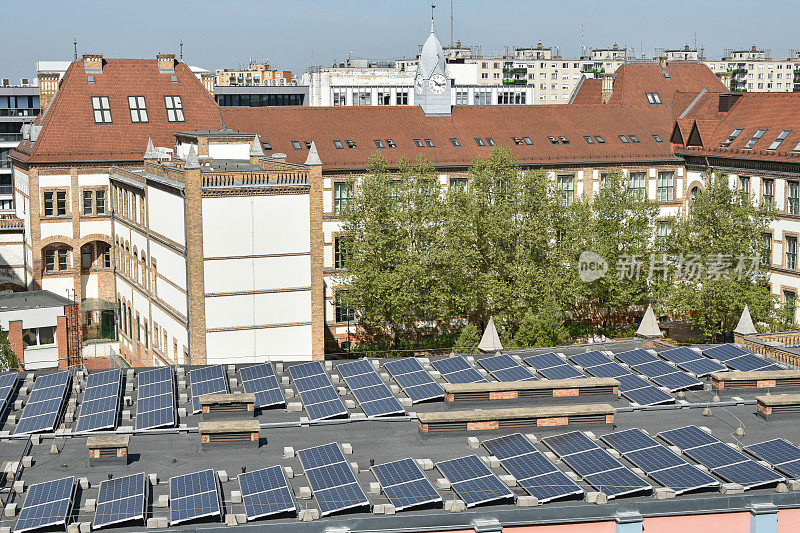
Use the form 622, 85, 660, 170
512, 137, 523, 146
619, 135, 630, 143
523, 137, 533, 145
262, 141, 272, 151
291, 141, 302, 150
548, 136, 559, 144
486, 137, 496, 146
559, 136, 570, 145
333, 140, 344, 149
646, 92, 662, 104
450, 138, 461, 147
304, 141, 312, 149
91, 96, 112, 123
475, 137, 486, 147
413, 138, 424, 147
720, 128, 743, 148
652, 134, 663, 143
386, 139, 396, 148
584, 136, 595, 144
768, 130, 792, 150
629, 135, 640, 143
164, 96, 184, 122
128, 96, 147, 123
374, 139, 385, 149
345, 140, 356, 149
594, 135, 605, 144
424, 138, 435, 148
743, 128, 767, 149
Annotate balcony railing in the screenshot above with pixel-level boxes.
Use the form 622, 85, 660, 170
0, 133, 22, 143
0, 108, 39, 118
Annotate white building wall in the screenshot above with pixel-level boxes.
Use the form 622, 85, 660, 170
147, 186, 185, 246
208, 143, 250, 160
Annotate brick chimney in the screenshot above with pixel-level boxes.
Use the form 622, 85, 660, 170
157, 53, 176, 73
601, 72, 614, 104
38, 72, 60, 112
83, 53, 103, 73
201, 73, 215, 97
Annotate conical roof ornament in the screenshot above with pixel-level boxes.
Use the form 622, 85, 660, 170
144, 136, 158, 159
184, 145, 200, 169
636, 304, 662, 337
734, 304, 757, 335
478, 317, 503, 353
304, 141, 321, 166
250, 134, 264, 157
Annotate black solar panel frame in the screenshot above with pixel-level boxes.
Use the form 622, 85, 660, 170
238, 465, 296, 520
77, 369, 122, 433
288, 362, 349, 421
337, 360, 404, 417
372, 458, 442, 510
383, 358, 444, 403
93, 472, 147, 529
135, 367, 176, 430
239, 363, 285, 409
297, 442, 370, 516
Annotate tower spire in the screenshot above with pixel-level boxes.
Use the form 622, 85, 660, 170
431, 4, 435, 33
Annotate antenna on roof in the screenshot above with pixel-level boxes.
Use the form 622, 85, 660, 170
73, 38, 77, 61
450, 0, 454, 47
431, 3, 436, 33
179, 39, 183, 60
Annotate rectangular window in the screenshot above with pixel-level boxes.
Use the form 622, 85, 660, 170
763, 178, 775, 207
377, 90, 390, 106
785, 290, 797, 323
56, 191, 67, 216
720, 128, 744, 148
43, 192, 54, 216
22, 326, 56, 347
333, 140, 344, 150
334, 182, 353, 216
594, 135, 605, 144
334, 237, 346, 269
373, 139, 385, 149
743, 128, 767, 149
619, 135, 630, 143
413, 139, 424, 147
740, 176, 751, 195
345, 140, 356, 149
91, 96, 112, 123
128, 96, 148, 123
584, 136, 595, 144
656, 221, 672, 238
449, 178, 467, 191
557, 174, 574, 206
474, 137, 485, 147
164, 96, 184, 122
96, 190, 105, 214
335, 292, 355, 323
652, 134, 663, 143
486, 137, 495, 147
789, 181, 799, 215
291, 141, 302, 150
762, 233, 773, 266
787, 236, 797, 270
44, 249, 55, 272
83, 190, 93, 215
332, 88, 346, 106
629, 135, 640, 143
58, 249, 68, 270
645, 92, 662, 104
628, 172, 646, 198
396, 90, 408, 106
523, 137, 533, 145
768, 129, 792, 150
657, 171, 675, 202
101, 245, 111, 268
386, 139, 396, 148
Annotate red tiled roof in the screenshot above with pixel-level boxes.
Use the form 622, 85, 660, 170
570, 78, 603, 105
12, 58, 223, 163
221, 104, 677, 171
606, 62, 727, 109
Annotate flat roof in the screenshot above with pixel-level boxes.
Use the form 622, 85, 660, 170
0, 289, 73, 312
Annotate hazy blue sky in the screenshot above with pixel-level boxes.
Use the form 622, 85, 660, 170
2, 0, 799, 81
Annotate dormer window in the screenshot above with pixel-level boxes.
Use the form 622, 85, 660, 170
164, 96, 184, 122
558, 136, 570, 145
291, 141, 302, 150
374, 139, 385, 149
645, 92, 662, 104
386, 139, 397, 148
424, 138, 435, 148
92, 96, 112, 124
768, 130, 792, 150
128, 96, 148, 123
333, 140, 344, 150
743, 128, 767, 149
262, 141, 272, 151
413, 138, 424, 147
486, 137, 496, 146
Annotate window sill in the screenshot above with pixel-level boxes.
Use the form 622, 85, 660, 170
41, 215, 71, 221
23, 343, 57, 350
42, 269, 75, 276
80, 213, 110, 219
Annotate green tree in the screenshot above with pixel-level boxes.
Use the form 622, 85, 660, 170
0, 326, 19, 372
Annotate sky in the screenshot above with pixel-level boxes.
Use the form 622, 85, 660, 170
2, 0, 800, 81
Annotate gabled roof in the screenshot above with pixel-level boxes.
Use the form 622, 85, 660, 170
569, 78, 603, 105
221, 104, 677, 171
606, 62, 727, 110
12, 58, 223, 164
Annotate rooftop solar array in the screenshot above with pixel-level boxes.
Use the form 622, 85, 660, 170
569, 351, 673, 406
76, 369, 122, 432
337, 360, 404, 417
93, 472, 147, 529
14, 476, 76, 533
169, 469, 222, 525
476, 354, 538, 382
524, 352, 586, 380
658, 347, 726, 377
745, 439, 800, 479
436, 455, 515, 507
431, 356, 488, 384
659, 425, 784, 489
0, 372, 18, 419
238, 465, 296, 520
136, 366, 176, 430
189, 365, 228, 413
703, 344, 783, 372
15, 370, 71, 435
239, 363, 285, 409
383, 358, 444, 403
542, 431, 652, 499
601, 428, 718, 494
287, 361, 348, 421
297, 442, 370, 516
483, 433, 583, 502
614, 349, 702, 392
372, 458, 442, 511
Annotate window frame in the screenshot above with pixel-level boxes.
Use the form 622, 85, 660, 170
127, 96, 148, 123
91, 96, 112, 124
657, 171, 675, 202
164, 95, 185, 122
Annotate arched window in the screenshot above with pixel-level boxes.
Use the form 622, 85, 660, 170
151, 258, 157, 297
132, 247, 139, 282
140, 253, 148, 290
81, 243, 94, 270
691, 186, 700, 200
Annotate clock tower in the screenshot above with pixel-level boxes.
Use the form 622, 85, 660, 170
415, 14, 451, 116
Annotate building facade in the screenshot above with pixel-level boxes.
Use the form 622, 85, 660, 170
215, 61, 292, 86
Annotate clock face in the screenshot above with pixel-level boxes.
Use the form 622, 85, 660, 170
428, 73, 447, 94
414, 75, 425, 95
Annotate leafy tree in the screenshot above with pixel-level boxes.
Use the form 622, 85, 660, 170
0, 326, 19, 372
454, 323, 480, 353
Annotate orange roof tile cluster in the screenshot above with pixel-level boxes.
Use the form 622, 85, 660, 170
12, 58, 223, 163
569, 78, 603, 105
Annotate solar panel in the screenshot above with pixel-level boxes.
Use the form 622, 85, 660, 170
287, 362, 348, 421
336, 360, 404, 417
614, 349, 702, 392
297, 442, 370, 516
436, 455, 515, 507
136, 367, 176, 430
0, 372, 18, 420
169, 469, 222, 525
659, 347, 726, 377
189, 365, 228, 413
659, 425, 784, 489
568, 352, 673, 406
383, 358, 444, 403
77, 369, 121, 432
15, 370, 71, 435
93, 472, 147, 529
372, 458, 442, 510
601, 428, 718, 494
542, 431, 651, 499
15, 476, 76, 533
240, 363, 285, 409
483, 433, 583, 502
703, 344, 781, 372
239, 465, 296, 520
524, 352, 586, 380
432, 356, 487, 383
744, 439, 800, 479
477, 354, 538, 382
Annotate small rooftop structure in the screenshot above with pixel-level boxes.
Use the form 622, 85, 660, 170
735, 304, 758, 335
636, 304, 662, 338
478, 317, 503, 353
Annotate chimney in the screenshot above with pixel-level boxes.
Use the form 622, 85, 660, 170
201, 73, 215, 97
601, 72, 614, 104
83, 53, 103, 73
38, 72, 60, 112
157, 53, 176, 73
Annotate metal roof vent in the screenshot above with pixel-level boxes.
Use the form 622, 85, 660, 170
30, 125, 42, 143
21, 124, 30, 140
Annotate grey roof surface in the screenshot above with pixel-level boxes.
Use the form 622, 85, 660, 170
0, 290, 73, 312
0, 340, 799, 532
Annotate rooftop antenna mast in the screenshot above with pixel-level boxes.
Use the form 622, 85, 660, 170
450, 0, 454, 47
179, 39, 183, 60
73, 38, 77, 61
431, 3, 435, 32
